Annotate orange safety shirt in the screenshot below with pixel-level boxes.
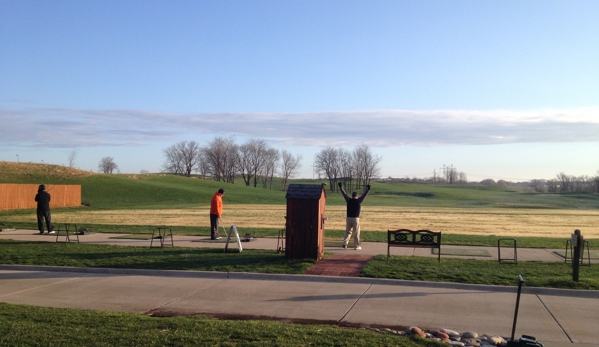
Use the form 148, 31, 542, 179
210, 192, 223, 216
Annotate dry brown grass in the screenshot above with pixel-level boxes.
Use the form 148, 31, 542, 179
0, 161, 93, 180
5, 204, 599, 238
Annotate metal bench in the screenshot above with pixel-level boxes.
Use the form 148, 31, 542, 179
387, 229, 442, 261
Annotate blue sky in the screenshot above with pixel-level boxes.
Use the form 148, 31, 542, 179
1, 0, 598, 181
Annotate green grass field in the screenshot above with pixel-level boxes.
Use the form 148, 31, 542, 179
0, 302, 437, 347
2, 162, 599, 210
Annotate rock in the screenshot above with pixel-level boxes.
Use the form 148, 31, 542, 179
411, 327, 427, 338
447, 341, 466, 347
441, 328, 462, 338
463, 332, 479, 339
462, 338, 481, 347
436, 331, 450, 339
487, 336, 505, 346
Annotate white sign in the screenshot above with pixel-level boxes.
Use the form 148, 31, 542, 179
570, 234, 577, 247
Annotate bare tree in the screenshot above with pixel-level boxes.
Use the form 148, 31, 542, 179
458, 171, 468, 185
238, 138, 268, 187
196, 150, 210, 179
162, 141, 201, 177
338, 148, 354, 192
280, 150, 302, 191
260, 147, 280, 189
202, 136, 239, 183
530, 179, 546, 193
442, 164, 459, 184
353, 144, 382, 189
66, 149, 79, 169
546, 179, 559, 193
163, 144, 184, 175
98, 157, 118, 174
314, 147, 340, 191
556, 172, 573, 192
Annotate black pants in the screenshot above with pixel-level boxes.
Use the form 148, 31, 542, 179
37, 209, 52, 233
210, 214, 220, 239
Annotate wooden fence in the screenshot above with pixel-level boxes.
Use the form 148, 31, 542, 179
0, 184, 81, 210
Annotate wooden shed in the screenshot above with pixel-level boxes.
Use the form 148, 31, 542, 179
284, 183, 327, 261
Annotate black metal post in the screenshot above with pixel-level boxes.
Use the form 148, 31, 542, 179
573, 229, 582, 282
511, 275, 524, 341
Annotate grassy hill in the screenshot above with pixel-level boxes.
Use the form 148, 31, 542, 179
1, 161, 598, 210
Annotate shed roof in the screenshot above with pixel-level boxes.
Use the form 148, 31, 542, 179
285, 184, 327, 200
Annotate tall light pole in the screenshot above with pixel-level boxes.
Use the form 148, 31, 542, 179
16, 154, 19, 163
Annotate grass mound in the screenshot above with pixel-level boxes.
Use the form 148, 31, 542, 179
0, 162, 93, 182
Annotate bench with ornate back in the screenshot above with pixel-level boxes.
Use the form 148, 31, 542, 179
387, 229, 442, 262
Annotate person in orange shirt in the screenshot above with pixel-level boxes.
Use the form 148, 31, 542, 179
209, 188, 225, 240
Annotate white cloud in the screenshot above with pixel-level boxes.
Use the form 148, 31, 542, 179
1, 107, 598, 149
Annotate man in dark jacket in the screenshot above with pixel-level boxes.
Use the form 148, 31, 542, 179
338, 182, 370, 250
35, 184, 53, 234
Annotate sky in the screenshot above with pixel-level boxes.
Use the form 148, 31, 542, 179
1, 0, 598, 182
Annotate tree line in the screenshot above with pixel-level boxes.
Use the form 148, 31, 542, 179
162, 137, 302, 191
530, 171, 599, 193
313, 145, 382, 192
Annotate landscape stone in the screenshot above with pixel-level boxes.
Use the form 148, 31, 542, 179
441, 328, 461, 337
411, 327, 427, 338
436, 331, 450, 339
463, 332, 479, 339
462, 338, 481, 347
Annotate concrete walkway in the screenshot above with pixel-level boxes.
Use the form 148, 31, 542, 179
1, 229, 598, 347
0, 228, 590, 264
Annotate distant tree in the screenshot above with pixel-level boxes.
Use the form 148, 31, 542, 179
556, 172, 573, 192
162, 141, 202, 177
260, 147, 280, 189
140, 170, 149, 174
353, 144, 382, 189
66, 149, 79, 169
496, 179, 508, 187
338, 149, 354, 191
98, 157, 118, 174
196, 151, 210, 179
238, 138, 269, 187
530, 179, 546, 193
458, 171, 468, 185
442, 165, 459, 184
202, 136, 238, 183
480, 179, 496, 186
314, 147, 340, 190
280, 150, 302, 191
546, 179, 559, 193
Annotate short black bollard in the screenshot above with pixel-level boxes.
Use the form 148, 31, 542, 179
572, 229, 583, 282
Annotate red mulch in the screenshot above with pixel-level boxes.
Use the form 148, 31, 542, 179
304, 253, 374, 277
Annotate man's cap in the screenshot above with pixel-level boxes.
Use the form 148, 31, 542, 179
218, 188, 225, 194
39, 184, 46, 191
352, 192, 358, 197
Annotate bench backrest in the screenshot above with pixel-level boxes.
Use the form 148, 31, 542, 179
387, 229, 441, 246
